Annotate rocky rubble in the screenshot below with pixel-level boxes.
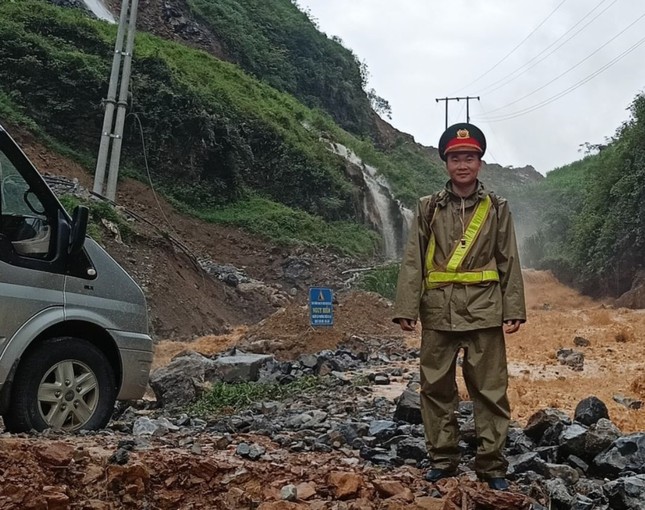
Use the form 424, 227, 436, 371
127, 342, 645, 509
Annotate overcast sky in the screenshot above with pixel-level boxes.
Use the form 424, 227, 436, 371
298, 0, 645, 175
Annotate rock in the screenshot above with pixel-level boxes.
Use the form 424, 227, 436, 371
236, 443, 251, 457
460, 416, 477, 446
133, 417, 161, 436
295, 482, 316, 500
414, 497, 447, 509
395, 437, 426, 462
372, 480, 414, 502
457, 400, 474, 416
359, 446, 394, 465
368, 420, 397, 440
559, 423, 589, 458
106, 463, 150, 494
603, 474, 645, 510
594, 433, 645, 476
556, 349, 585, 371
546, 463, 580, 485
541, 421, 569, 447
299, 354, 318, 369
573, 336, 591, 347
507, 451, 548, 477
36, 443, 74, 467
373, 374, 391, 385
574, 396, 609, 426
247, 444, 266, 460
213, 351, 274, 383
149, 351, 220, 408
506, 427, 535, 455
545, 478, 576, 509
568, 455, 589, 474
328, 471, 362, 499
613, 394, 644, 410
393, 384, 422, 425
535, 445, 559, 464
571, 494, 596, 510
585, 418, 621, 458
524, 408, 571, 443
280, 484, 297, 501
336, 422, 368, 445
108, 448, 130, 465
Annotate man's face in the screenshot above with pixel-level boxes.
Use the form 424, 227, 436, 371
445, 151, 482, 188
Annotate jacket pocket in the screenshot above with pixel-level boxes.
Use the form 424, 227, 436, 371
419, 288, 445, 328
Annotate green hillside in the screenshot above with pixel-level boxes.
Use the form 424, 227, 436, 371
187, 0, 374, 136
520, 93, 645, 297
0, 0, 456, 255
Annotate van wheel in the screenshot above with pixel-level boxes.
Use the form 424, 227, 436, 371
4, 337, 117, 433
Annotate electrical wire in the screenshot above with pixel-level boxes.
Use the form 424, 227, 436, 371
474, 34, 645, 122
128, 112, 179, 238
454, 0, 569, 93
480, 11, 645, 116
472, 102, 508, 166
478, 0, 619, 95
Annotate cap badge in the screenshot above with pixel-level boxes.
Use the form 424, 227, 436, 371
456, 129, 470, 139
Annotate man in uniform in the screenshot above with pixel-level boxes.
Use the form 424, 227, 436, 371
392, 122, 526, 491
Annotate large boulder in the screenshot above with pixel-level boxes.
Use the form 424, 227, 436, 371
149, 351, 221, 409
574, 396, 609, 426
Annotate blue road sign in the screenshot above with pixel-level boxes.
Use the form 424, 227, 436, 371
309, 287, 333, 327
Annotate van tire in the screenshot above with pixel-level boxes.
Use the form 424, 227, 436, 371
4, 337, 117, 433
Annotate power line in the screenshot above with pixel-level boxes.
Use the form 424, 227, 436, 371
473, 103, 511, 166
478, 0, 619, 95
474, 34, 645, 122
454, 0, 569, 93
480, 11, 645, 116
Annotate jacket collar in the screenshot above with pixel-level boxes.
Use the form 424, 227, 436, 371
440, 180, 486, 207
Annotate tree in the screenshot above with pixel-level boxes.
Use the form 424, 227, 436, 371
367, 88, 392, 120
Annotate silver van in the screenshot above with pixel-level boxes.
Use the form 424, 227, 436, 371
0, 123, 153, 432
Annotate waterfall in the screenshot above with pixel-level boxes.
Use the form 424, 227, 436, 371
81, 0, 115, 22
362, 164, 399, 259
328, 142, 413, 260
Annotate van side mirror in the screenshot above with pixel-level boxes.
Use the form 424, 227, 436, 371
68, 205, 89, 256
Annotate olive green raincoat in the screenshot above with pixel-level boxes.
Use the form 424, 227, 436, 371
392, 181, 526, 329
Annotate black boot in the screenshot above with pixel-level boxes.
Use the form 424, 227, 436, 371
424, 468, 456, 482
486, 477, 509, 491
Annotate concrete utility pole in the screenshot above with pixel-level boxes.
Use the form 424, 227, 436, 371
435, 96, 481, 129
93, 0, 140, 202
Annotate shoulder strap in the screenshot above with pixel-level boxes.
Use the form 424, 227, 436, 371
488, 191, 499, 210
427, 193, 438, 224
426, 189, 447, 225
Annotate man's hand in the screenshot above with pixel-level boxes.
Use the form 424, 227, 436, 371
503, 320, 522, 334
398, 318, 417, 331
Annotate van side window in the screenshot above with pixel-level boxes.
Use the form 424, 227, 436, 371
0, 153, 53, 259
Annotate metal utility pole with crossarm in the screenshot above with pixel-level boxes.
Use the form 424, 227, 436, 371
435, 96, 480, 128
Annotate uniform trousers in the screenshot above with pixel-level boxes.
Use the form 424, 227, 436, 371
419, 326, 510, 479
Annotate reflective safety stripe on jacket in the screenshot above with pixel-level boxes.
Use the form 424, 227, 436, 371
424, 195, 500, 289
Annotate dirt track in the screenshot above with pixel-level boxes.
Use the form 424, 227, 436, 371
158, 270, 645, 433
